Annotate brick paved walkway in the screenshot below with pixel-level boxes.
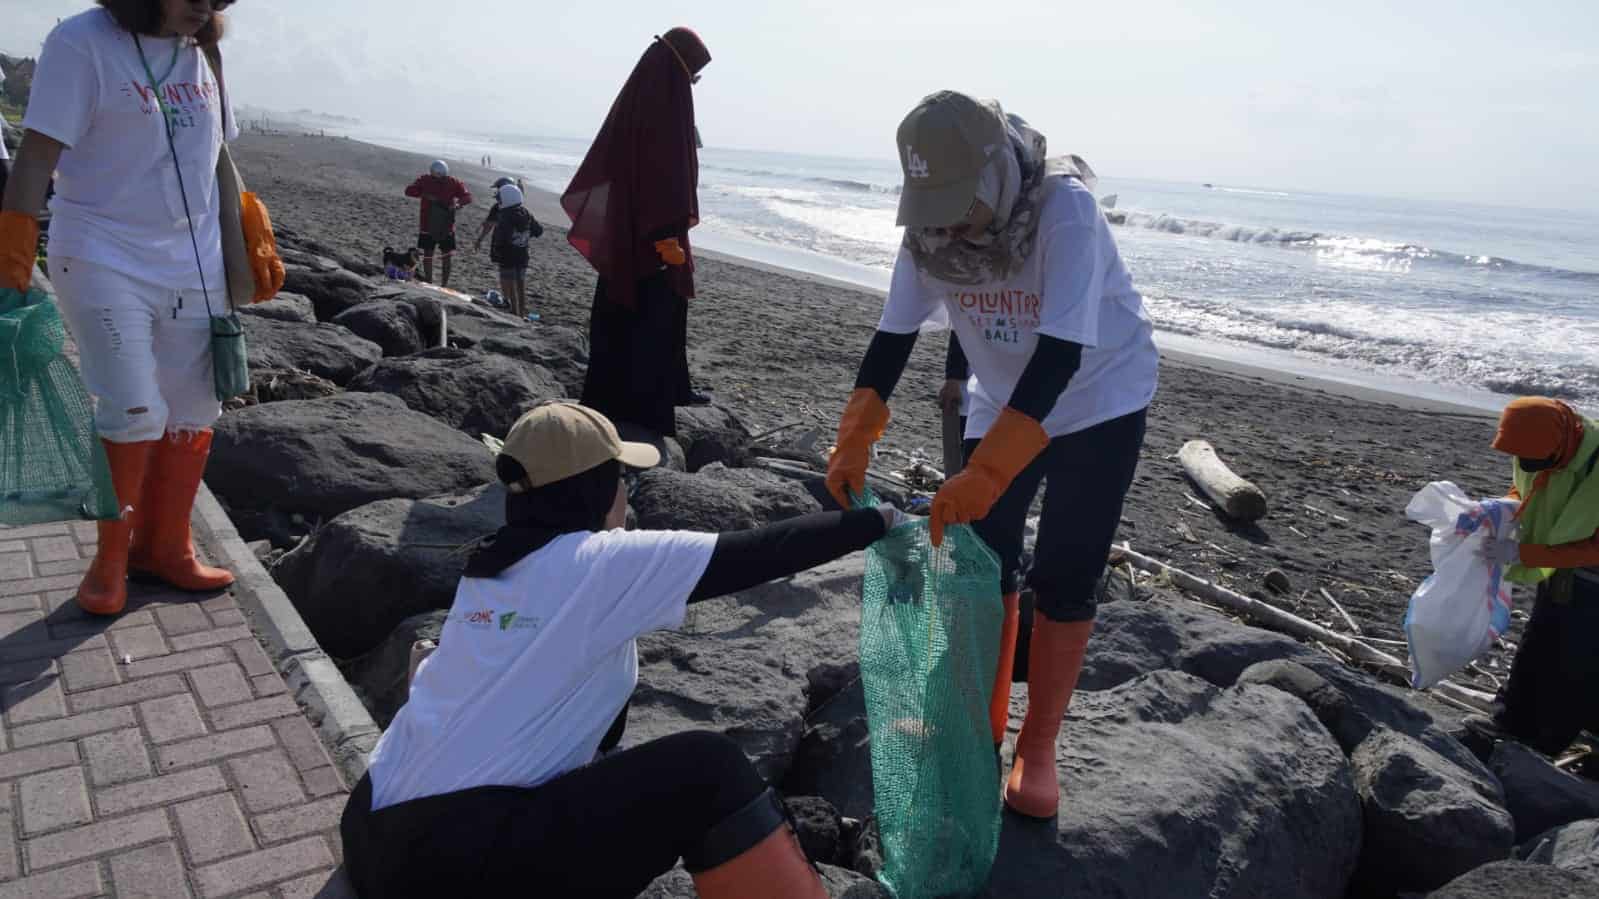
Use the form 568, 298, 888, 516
0, 520, 354, 898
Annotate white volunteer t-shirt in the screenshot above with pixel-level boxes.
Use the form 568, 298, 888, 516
881, 178, 1159, 439
23, 9, 239, 290
367, 528, 717, 811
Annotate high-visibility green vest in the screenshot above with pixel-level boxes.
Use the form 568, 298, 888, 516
1508, 418, 1599, 584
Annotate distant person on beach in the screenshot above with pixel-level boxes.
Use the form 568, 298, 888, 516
562, 27, 712, 439
341, 402, 904, 898
403, 159, 471, 286
827, 90, 1158, 820
1465, 397, 1599, 757
489, 182, 543, 320
0, 0, 246, 616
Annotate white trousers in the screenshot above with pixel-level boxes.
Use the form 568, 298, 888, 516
51, 256, 222, 443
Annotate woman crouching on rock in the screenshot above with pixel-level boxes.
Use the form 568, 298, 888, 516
341, 402, 905, 898
0, 0, 243, 615
827, 91, 1158, 819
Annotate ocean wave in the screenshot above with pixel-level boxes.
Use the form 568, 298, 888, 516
700, 161, 901, 195
1143, 289, 1599, 405
1107, 210, 1599, 283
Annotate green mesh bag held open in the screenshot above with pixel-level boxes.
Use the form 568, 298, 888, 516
858, 495, 1005, 898
0, 282, 120, 524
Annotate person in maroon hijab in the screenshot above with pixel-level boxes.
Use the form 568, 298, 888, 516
562, 27, 712, 439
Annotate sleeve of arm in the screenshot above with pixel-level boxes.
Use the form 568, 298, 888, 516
1519, 533, 1599, 571
944, 333, 969, 381
1035, 199, 1110, 348
457, 182, 473, 206
689, 509, 888, 603
21, 30, 97, 150
1004, 335, 1084, 421
403, 179, 424, 198
853, 330, 918, 400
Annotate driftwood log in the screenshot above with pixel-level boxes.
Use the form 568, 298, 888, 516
1113, 544, 1493, 714
1179, 440, 1268, 522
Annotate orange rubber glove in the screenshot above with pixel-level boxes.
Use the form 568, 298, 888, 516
241, 192, 286, 303
655, 238, 687, 266
0, 211, 40, 293
930, 407, 1049, 546
826, 388, 890, 509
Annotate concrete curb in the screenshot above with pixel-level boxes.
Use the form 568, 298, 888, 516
191, 483, 380, 786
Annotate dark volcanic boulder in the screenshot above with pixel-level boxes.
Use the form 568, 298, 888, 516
282, 265, 374, 321
238, 291, 316, 323
640, 864, 887, 898
785, 796, 842, 865
675, 405, 754, 471
341, 610, 449, 725
241, 315, 381, 386
333, 301, 427, 357
988, 671, 1362, 899
273, 486, 502, 660
1350, 727, 1514, 892
1523, 819, 1599, 880
630, 465, 821, 532
1426, 860, 1599, 898
346, 349, 565, 440
209, 393, 495, 525
478, 326, 590, 396
374, 285, 522, 348
1491, 741, 1599, 843
785, 680, 873, 821
627, 556, 864, 783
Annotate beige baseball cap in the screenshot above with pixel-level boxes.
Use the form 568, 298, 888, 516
499, 403, 660, 492
895, 91, 1007, 228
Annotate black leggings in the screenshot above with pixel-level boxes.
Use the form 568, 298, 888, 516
341, 731, 778, 898
1499, 571, 1599, 755
968, 407, 1146, 620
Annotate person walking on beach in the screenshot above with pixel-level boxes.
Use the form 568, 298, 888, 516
0, 0, 249, 615
473, 175, 521, 252
341, 402, 905, 898
562, 27, 712, 439
404, 159, 471, 286
489, 182, 543, 320
1465, 397, 1599, 757
827, 91, 1158, 820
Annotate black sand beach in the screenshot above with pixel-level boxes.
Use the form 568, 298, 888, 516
231, 132, 1516, 691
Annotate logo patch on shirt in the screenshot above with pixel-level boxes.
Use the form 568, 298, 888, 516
497, 612, 544, 633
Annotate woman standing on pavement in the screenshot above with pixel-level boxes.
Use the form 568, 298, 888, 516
562, 27, 711, 439
827, 90, 1158, 819
0, 0, 247, 616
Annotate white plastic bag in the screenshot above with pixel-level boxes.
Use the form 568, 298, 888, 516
1403, 481, 1518, 689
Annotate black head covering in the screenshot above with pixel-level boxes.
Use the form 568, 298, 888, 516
463, 457, 622, 577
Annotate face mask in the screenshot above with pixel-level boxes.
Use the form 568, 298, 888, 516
1519, 454, 1559, 472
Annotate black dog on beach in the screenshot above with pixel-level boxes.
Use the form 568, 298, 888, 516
383, 246, 422, 281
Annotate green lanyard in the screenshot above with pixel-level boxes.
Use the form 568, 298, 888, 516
135, 36, 183, 123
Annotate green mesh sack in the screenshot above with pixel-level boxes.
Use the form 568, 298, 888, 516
0, 283, 120, 524
859, 495, 1005, 898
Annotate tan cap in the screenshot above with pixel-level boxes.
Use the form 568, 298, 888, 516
895, 91, 1007, 228
499, 403, 660, 492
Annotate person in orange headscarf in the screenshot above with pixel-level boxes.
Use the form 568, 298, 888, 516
1466, 397, 1599, 756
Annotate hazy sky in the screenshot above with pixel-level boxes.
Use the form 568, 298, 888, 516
5, 0, 1598, 210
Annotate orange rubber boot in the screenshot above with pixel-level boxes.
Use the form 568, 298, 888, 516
691, 824, 826, 899
129, 430, 234, 592
989, 592, 1021, 744
77, 440, 157, 616
1004, 614, 1094, 819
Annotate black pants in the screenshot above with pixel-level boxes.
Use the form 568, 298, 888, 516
967, 407, 1146, 622
1498, 571, 1599, 755
581, 272, 692, 437
341, 731, 776, 898
0, 160, 9, 204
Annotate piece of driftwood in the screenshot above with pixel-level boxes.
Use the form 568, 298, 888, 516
1319, 587, 1363, 635
1114, 544, 1493, 714
753, 457, 920, 494
941, 407, 964, 480
1179, 440, 1268, 522
438, 308, 449, 348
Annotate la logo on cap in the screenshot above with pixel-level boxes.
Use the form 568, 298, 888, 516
905, 146, 930, 179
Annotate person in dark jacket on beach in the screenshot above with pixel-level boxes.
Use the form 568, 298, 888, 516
403, 159, 471, 286
340, 402, 905, 898
1465, 397, 1599, 757
562, 27, 712, 439
828, 91, 1158, 821
489, 182, 542, 320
